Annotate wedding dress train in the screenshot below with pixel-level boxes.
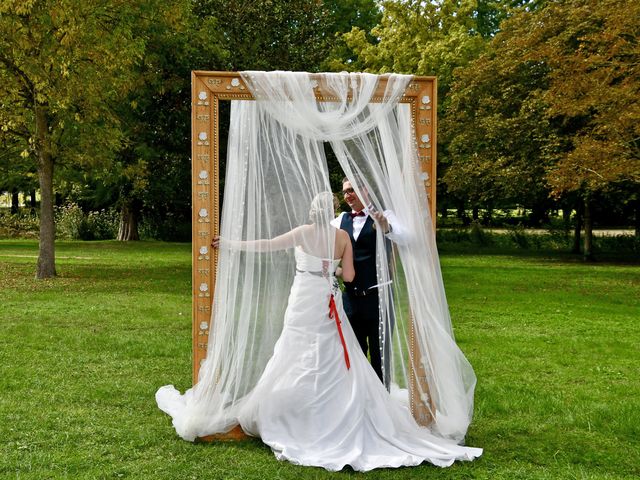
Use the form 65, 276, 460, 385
157, 246, 482, 471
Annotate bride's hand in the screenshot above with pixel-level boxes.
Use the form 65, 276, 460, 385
335, 266, 343, 278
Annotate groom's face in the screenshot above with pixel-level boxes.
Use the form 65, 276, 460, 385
342, 181, 364, 213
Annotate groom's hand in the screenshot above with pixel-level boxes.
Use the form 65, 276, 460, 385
371, 211, 390, 234
211, 236, 221, 248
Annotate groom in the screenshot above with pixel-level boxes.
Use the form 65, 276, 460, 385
332, 178, 403, 384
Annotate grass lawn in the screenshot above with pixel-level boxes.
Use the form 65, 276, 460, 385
1, 240, 638, 479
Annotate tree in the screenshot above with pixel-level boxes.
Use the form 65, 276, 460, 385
0, 136, 38, 212
191, 0, 383, 208
0, 0, 148, 277
32, 1, 376, 244
340, 0, 486, 93
530, 1, 640, 196
193, 0, 385, 72
338, 1, 539, 219
442, 17, 557, 225
443, 0, 640, 256
108, 1, 226, 241
533, 0, 640, 257
195, 0, 333, 72
39, 2, 227, 242
114, 0, 361, 241
321, 0, 382, 70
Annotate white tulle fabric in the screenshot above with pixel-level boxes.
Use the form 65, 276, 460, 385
156, 71, 480, 469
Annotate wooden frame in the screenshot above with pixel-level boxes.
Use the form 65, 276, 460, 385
191, 71, 437, 439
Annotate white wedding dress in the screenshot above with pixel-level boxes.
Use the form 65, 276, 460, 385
156, 246, 481, 472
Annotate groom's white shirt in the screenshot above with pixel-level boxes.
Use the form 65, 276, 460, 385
331, 208, 406, 245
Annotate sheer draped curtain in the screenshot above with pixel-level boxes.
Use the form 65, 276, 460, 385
157, 71, 476, 444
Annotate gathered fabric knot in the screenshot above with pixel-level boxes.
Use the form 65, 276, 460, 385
329, 294, 350, 370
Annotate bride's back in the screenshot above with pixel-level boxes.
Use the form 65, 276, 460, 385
297, 225, 344, 260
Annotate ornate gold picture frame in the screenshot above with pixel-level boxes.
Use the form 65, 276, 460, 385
190, 71, 437, 438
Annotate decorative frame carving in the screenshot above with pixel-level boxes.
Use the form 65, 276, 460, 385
191, 71, 437, 439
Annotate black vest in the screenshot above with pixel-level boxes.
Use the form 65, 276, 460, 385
340, 213, 377, 291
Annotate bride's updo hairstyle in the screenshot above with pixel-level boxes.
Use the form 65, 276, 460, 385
308, 191, 337, 225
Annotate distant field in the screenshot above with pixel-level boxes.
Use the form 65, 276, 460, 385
1, 240, 638, 479
440, 227, 636, 236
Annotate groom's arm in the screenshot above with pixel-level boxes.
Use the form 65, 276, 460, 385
374, 210, 407, 246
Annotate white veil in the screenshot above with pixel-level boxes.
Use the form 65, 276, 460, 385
157, 71, 476, 443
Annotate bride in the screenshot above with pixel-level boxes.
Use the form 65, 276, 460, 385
156, 192, 482, 472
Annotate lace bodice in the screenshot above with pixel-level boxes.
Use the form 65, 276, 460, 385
294, 246, 340, 276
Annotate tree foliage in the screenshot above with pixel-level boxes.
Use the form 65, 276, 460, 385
101, 1, 226, 240
442, 8, 556, 214
190, 0, 383, 217
336, 1, 540, 86
527, 0, 640, 195
2, 0, 637, 263
0, 136, 37, 203
338, 1, 538, 218
0, 0, 146, 164
444, 0, 640, 253
445, 0, 640, 201
192, 0, 381, 72
0, 0, 153, 276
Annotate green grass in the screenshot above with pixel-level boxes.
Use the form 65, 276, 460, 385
1, 240, 638, 479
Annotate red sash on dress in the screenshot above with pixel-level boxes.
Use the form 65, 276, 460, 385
329, 294, 350, 370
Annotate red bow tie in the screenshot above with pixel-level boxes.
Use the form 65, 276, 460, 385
350, 211, 366, 218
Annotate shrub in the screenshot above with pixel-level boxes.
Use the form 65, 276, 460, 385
0, 210, 40, 238
436, 228, 470, 243
55, 203, 118, 240
55, 203, 84, 239
508, 224, 529, 249
81, 209, 119, 240
594, 234, 640, 254
436, 225, 638, 257
470, 221, 492, 245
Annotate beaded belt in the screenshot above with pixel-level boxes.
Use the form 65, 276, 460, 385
296, 268, 328, 277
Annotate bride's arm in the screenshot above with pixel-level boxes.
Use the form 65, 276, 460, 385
212, 226, 307, 252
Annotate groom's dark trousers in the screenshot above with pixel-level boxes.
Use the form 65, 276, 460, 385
340, 214, 384, 383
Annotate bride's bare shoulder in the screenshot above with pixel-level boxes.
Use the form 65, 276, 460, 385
335, 228, 350, 245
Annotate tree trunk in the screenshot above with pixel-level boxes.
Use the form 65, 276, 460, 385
35, 105, 56, 279
456, 202, 470, 226
439, 202, 448, 219
10, 189, 19, 214
529, 203, 549, 227
472, 206, 479, 221
562, 205, 572, 234
483, 205, 494, 225
118, 201, 140, 241
572, 201, 582, 254
583, 197, 594, 261
635, 198, 639, 239
30, 189, 37, 210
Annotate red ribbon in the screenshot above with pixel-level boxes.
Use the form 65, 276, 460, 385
329, 294, 350, 370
